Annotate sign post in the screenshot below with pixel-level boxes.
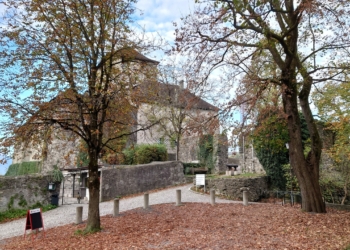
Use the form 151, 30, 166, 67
196, 174, 206, 192
24, 208, 45, 241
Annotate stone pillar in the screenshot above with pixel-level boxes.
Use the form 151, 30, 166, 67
144, 193, 149, 209
76, 206, 83, 224
113, 198, 119, 216
214, 134, 228, 174
225, 170, 233, 176
243, 191, 248, 206
240, 187, 250, 206
210, 189, 215, 205
176, 189, 182, 206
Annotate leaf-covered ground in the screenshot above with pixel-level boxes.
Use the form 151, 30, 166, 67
2, 203, 350, 249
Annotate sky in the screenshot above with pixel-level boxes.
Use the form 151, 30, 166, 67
0, 0, 198, 175
134, 0, 197, 62
136, 0, 195, 42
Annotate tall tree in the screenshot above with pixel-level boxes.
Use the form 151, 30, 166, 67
0, 0, 158, 231
176, 0, 350, 212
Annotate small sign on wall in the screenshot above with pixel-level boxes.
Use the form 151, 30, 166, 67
47, 182, 56, 191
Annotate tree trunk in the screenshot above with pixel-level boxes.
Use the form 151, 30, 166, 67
85, 147, 101, 231
176, 134, 181, 161
282, 80, 326, 213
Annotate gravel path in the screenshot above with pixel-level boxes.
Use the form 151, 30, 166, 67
0, 184, 237, 241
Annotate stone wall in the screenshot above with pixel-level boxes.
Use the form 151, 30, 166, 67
214, 134, 228, 174
240, 145, 265, 174
100, 161, 186, 202
42, 130, 80, 172
12, 128, 80, 174
198, 176, 269, 202
0, 174, 60, 212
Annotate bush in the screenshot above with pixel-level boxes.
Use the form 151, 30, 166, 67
122, 144, 168, 165
122, 147, 136, 165
134, 144, 168, 164
50, 165, 63, 182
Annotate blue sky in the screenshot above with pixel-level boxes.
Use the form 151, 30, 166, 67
0, 160, 11, 175
134, 0, 196, 61
136, 0, 194, 38
0, 0, 197, 175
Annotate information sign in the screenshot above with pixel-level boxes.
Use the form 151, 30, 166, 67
24, 208, 45, 240
196, 174, 205, 185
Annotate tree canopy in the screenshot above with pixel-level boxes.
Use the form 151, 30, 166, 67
0, 0, 158, 231
176, 0, 350, 212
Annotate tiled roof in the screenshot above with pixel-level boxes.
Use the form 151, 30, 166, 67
118, 49, 159, 64
142, 82, 219, 111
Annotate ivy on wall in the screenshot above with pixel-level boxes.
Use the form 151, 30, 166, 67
198, 134, 215, 172
252, 108, 310, 190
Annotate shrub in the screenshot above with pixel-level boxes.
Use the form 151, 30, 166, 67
122, 144, 168, 165
122, 147, 136, 165
134, 144, 168, 164
49, 165, 63, 182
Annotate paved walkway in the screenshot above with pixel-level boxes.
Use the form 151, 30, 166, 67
0, 184, 237, 241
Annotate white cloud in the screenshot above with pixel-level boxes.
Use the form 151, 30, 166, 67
135, 0, 195, 44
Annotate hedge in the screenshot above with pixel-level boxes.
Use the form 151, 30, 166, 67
122, 144, 168, 165
5, 161, 41, 176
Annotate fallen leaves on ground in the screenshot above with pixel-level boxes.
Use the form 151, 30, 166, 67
1, 202, 350, 249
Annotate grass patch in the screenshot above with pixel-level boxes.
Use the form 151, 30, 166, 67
0, 203, 57, 223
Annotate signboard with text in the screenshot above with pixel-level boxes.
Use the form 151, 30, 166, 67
196, 174, 205, 185
24, 208, 45, 240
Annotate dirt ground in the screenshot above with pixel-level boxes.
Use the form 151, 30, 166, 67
2, 202, 350, 250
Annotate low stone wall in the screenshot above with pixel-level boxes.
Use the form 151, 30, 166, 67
198, 176, 268, 202
100, 161, 185, 202
0, 174, 60, 212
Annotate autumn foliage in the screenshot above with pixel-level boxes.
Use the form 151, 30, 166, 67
2, 203, 350, 249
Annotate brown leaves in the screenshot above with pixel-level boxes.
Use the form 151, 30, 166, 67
2, 203, 350, 249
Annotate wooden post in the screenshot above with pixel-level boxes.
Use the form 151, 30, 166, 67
76, 206, 83, 224
144, 193, 149, 209
113, 198, 119, 216
210, 189, 215, 205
